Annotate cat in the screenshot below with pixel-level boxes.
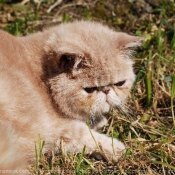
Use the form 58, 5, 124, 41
0, 21, 142, 172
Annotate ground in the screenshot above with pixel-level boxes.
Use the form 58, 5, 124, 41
0, 0, 175, 174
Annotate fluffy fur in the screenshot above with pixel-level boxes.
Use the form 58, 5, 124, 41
0, 21, 142, 172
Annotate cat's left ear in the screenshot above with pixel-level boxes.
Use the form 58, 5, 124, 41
117, 33, 144, 49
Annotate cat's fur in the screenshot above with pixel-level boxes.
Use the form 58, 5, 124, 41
0, 21, 142, 172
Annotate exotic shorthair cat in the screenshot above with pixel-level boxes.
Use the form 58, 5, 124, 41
0, 21, 142, 171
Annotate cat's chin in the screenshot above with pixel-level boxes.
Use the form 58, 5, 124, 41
102, 103, 110, 113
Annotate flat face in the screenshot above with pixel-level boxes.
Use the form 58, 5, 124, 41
43, 21, 139, 121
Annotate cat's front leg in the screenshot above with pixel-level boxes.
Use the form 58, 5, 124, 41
56, 120, 125, 161
90, 115, 108, 130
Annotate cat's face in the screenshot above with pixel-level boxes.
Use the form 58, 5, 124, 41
43, 21, 142, 121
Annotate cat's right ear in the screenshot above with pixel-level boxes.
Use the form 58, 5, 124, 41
117, 33, 144, 49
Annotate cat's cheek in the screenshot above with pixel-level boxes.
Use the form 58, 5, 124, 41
106, 90, 122, 107
79, 90, 97, 113
115, 81, 133, 100
112, 87, 130, 102
117, 89, 130, 101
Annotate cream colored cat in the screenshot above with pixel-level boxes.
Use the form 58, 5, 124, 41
0, 21, 142, 172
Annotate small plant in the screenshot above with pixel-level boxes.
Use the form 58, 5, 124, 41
35, 134, 45, 170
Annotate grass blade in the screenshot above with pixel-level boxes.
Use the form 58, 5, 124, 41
35, 143, 38, 169
171, 75, 175, 126
145, 50, 153, 107
76, 146, 86, 172
152, 161, 175, 170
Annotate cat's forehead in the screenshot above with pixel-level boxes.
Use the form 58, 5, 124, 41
47, 21, 142, 55
49, 21, 117, 51
48, 21, 120, 58
75, 56, 135, 88
47, 21, 141, 64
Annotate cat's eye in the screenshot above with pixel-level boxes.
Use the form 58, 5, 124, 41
84, 87, 97, 93
114, 80, 126, 87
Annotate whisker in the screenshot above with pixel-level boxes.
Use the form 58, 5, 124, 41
113, 101, 135, 120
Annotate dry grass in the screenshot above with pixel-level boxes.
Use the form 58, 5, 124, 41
0, 0, 175, 174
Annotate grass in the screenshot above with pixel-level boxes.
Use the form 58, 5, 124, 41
171, 74, 175, 126
0, 0, 175, 174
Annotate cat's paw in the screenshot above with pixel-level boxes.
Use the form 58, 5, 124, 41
89, 129, 126, 162
112, 138, 126, 160
100, 138, 126, 162
56, 121, 125, 162
91, 138, 125, 162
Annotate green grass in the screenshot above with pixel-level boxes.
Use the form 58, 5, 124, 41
1, 0, 175, 174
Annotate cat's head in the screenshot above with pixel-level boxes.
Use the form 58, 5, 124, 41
43, 21, 142, 122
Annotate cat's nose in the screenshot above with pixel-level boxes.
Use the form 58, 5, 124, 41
102, 87, 110, 94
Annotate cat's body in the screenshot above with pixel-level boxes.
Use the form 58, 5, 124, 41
0, 21, 142, 172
